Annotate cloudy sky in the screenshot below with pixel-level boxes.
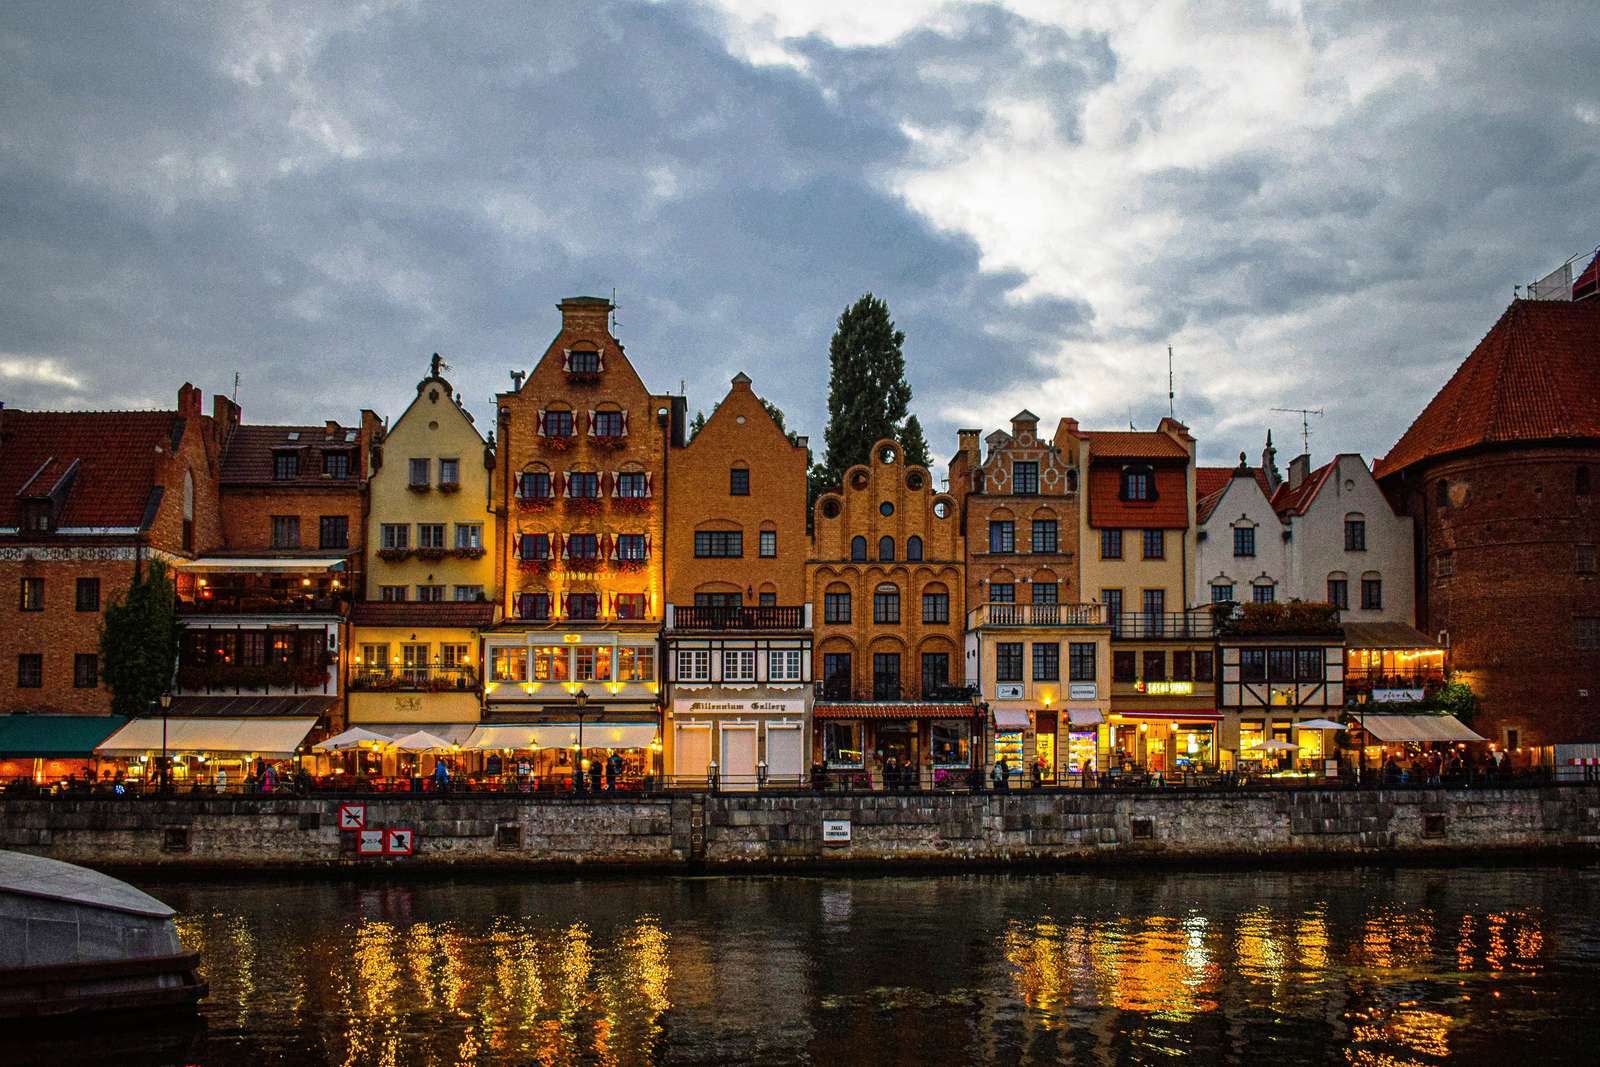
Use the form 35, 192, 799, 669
2, 1, 1596, 473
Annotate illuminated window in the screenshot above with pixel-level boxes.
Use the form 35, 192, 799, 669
532, 646, 568, 681
490, 647, 528, 682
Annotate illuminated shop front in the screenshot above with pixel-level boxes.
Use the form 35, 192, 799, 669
1107, 712, 1220, 774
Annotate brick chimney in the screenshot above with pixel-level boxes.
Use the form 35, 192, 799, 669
558, 296, 614, 335
1288, 453, 1311, 491
177, 382, 202, 418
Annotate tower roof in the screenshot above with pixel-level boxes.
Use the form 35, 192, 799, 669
1375, 299, 1600, 479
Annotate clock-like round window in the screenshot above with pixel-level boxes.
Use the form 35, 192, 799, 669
879, 501, 894, 517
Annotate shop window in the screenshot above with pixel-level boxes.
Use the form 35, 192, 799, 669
1113, 650, 1137, 683
996, 643, 1024, 683
491, 647, 528, 682
930, 720, 971, 767
823, 721, 864, 767
1239, 721, 1265, 760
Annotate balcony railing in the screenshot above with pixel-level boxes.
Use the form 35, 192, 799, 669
814, 680, 976, 703
179, 594, 346, 616
667, 605, 810, 631
1112, 612, 1216, 639
968, 602, 1106, 628
349, 666, 480, 692
1344, 668, 1447, 694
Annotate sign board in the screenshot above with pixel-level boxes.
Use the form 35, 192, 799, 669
1135, 680, 1194, 695
995, 683, 1025, 700
1373, 688, 1424, 703
338, 803, 367, 831
821, 819, 851, 846
385, 828, 415, 856
1068, 683, 1098, 701
357, 829, 386, 855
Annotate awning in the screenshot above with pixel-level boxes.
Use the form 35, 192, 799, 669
353, 723, 479, 746
178, 557, 346, 573
314, 727, 393, 751
1111, 709, 1223, 721
1356, 713, 1485, 743
0, 714, 127, 758
1296, 718, 1349, 730
1340, 621, 1441, 650
464, 722, 658, 750
992, 708, 1031, 730
95, 717, 318, 758
812, 704, 973, 720
389, 730, 455, 752
170, 695, 339, 718
1067, 708, 1105, 727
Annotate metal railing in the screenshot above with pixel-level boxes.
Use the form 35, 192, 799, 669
179, 594, 346, 615
969, 602, 1107, 628
349, 666, 480, 692
1111, 612, 1216, 639
669, 605, 808, 630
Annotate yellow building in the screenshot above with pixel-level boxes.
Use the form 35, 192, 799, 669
347, 356, 498, 751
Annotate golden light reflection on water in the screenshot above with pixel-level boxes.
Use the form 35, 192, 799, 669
1004, 913, 1221, 1020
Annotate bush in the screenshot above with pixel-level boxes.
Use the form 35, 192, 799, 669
1221, 601, 1341, 636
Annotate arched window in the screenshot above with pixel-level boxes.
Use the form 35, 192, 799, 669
1579, 466, 1592, 496
850, 536, 867, 562
182, 470, 195, 552
906, 535, 923, 561
879, 536, 895, 562
873, 583, 900, 624
1067, 469, 1079, 493
823, 584, 852, 625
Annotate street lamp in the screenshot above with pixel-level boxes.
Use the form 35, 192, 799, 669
155, 691, 173, 792
970, 689, 987, 792
574, 688, 589, 790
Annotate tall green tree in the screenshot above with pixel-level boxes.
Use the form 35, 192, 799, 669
100, 559, 179, 715
817, 294, 927, 498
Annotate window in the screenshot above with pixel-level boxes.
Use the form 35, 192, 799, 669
521, 471, 552, 500
1069, 643, 1096, 682
1031, 520, 1058, 554
271, 516, 300, 549
1142, 529, 1164, 560
517, 593, 550, 620
618, 471, 648, 497
872, 653, 901, 700
1113, 651, 1136, 683
533, 645, 569, 681
878, 536, 896, 562
1252, 582, 1276, 605
617, 534, 647, 560
694, 531, 743, 558
1577, 544, 1596, 574
431, 458, 456, 486
1100, 528, 1123, 559
567, 533, 599, 561
1142, 588, 1165, 620
1142, 651, 1166, 681
17, 653, 42, 688
1361, 578, 1383, 610
416, 585, 445, 602
323, 451, 350, 479
545, 409, 574, 437
850, 536, 867, 562
922, 591, 949, 624
568, 472, 599, 498
418, 524, 446, 549
1267, 648, 1295, 681
619, 646, 655, 681
359, 644, 390, 671
409, 457, 430, 487
379, 585, 406, 602
1172, 651, 1193, 681
759, 592, 777, 607
996, 643, 1024, 683
677, 650, 711, 682
1014, 461, 1039, 495
729, 468, 750, 496
569, 349, 600, 373
74, 653, 98, 688
311, 515, 347, 550
822, 653, 852, 698
988, 521, 1015, 554
75, 577, 99, 612
520, 533, 550, 561
568, 593, 599, 620
721, 649, 756, 682
20, 577, 43, 612
454, 585, 485, 602
921, 653, 949, 695
823, 721, 863, 767
822, 589, 853, 624
1296, 648, 1323, 682
593, 411, 623, 437
1102, 589, 1123, 622
1032, 582, 1058, 606
1575, 617, 1600, 651
1233, 526, 1255, 557
930, 720, 970, 767
1033, 642, 1060, 681
615, 593, 648, 620
1194, 651, 1214, 682
759, 530, 777, 558
1345, 517, 1366, 551
873, 584, 900, 624
1327, 578, 1349, 609
1211, 582, 1235, 604
769, 650, 804, 683
1121, 466, 1153, 501
273, 451, 299, 480
879, 501, 894, 517
906, 536, 923, 561
381, 524, 409, 550
22, 501, 51, 533
1437, 552, 1455, 578
491, 647, 528, 682
454, 523, 483, 550
1240, 649, 1266, 681
990, 583, 1015, 603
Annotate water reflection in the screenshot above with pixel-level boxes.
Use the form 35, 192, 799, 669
138, 866, 1600, 1066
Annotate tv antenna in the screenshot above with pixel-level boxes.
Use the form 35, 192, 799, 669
1166, 345, 1175, 417
232, 371, 240, 403
610, 287, 620, 335
1271, 407, 1324, 454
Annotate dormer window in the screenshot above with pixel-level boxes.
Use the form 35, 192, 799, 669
1120, 465, 1154, 501
323, 451, 350, 479
273, 451, 300, 480
22, 501, 52, 533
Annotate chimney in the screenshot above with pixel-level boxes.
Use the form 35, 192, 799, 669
1010, 409, 1039, 442
177, 383, 202, 418
1288, 453, 1311, 491
325, 420, 340, 435
558, 295, 614, 335
1260, 430, 1282, 493
731, 371, 753, 392
509, 370, 526, 392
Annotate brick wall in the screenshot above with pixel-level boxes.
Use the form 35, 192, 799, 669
220, 487, 365, 556
0, 555, 140, 714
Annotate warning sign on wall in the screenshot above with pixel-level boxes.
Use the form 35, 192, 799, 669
357, 829, 385, 855
338, 803, 366, 830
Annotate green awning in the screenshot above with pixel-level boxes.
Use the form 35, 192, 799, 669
0, 714, 128, 758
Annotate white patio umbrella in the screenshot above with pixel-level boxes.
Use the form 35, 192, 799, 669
388, 730, 454, 753
1296, 718, 1349, 731
1248, 739, 1300, 752
313, 727, 393, 751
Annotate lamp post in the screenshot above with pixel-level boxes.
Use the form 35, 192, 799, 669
970, 689, 987, 792
574, 688, 589, 790
156, 691, 173, 793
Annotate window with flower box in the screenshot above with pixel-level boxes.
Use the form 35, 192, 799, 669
543, 410, 574, 437
568, 472, 599, 498
616, 534, 647, 560
593, 410, 624, 437
517, 593, 550, 620
520, 533, 549, 561
567, 534, 599, 561
520, 472, 552, 500
617, 471, 648, 497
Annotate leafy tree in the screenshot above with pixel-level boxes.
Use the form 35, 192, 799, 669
688, 409, 707, 442
100, 560, 179, 715
1429, 680, 1481, 724
900, 413, 930, 469
818, 294, 922, 494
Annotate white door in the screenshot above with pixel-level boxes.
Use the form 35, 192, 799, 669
674, 725, 711, 786
766, 725, 804, 786
720, 726, 758, 791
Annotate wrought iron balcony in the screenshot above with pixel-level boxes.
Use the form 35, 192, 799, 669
349, 666, 480, 692
1111, 612, 1216, 639
667, 604, 811, 631
178, 593, 346, 616
968, 602, 1107, 628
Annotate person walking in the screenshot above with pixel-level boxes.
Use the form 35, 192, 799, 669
604, 751, 619, 792
588, 756, 603, 794
993, 755, 1011, 791
433, 757, 451, 794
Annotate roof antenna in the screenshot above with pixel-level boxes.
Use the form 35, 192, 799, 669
610, 287, 619, 335
1127, 404, 1135, 431
1271, 407, 1324, 455
1167, 345, 1175, 417
232, 371, 240, 403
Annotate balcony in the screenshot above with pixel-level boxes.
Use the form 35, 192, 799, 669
175, 662, 332, 694
349, 666, 480, 692
1111, 612, 1216, 639
1344, 667, 1447, 699
666, 604, 811, 631
179, 592, 346, 616
815, 679, 975, 703
968, 602, 1106, 628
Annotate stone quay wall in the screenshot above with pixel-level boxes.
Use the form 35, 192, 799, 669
2, 786, 1597, 871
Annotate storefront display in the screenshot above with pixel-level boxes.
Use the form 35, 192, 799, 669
1034, 711, 1057, 781
1067, 729, 1097, 774
1173, 724, 1214, 770
930, 720, 971, 767
823, 721, 863, 768
994, 730, 1024, 776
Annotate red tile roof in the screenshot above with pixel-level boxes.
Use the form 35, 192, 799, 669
350, 601, 497, 628
1081, 430, 1190, 460
1198, 465, 1276, 522
1087, 466, 1189, 528
1270, 460, 1335, 516
221, 424, 361, 486
0, 410, 180, 529
1375, 299, 1600, 479
812, 703, 973, 719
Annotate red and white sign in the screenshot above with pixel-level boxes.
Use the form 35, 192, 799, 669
357, 829, 385, 855
338, 803, 367, 830
384, 828, 415, 856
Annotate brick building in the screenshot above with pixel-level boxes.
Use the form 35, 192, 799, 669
662, 373, 813, 787
1377, 293, 1600, 754
809, 438, 968, 786
0, 385, 224, 717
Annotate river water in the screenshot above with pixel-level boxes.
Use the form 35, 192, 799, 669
23, 864, 1600, 1065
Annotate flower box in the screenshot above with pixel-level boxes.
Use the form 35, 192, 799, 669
566, 371, 601, 385
406, 483, 431, 493
613, 496, 653, 513
377, 547, 412, 562
451, 546, 486, 560
517, 495, 555, 511
612, 558, 648, 573
416, 547, 447, 562
592, 434, 628, 450
565, 496, 603, 516
518, 559, 553, 574
541, 435, 574, 452
437, 482, 461, 494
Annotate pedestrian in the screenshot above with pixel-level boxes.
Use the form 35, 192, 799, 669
884, 756, 898, 792
604, 751, 618, 792
1032, 756, 1046, 789
216, 767, 227, 792
589, 756, 603, 793
993, 755, 1010, 791
262, 764, 277, 793
433, 757, 450, 794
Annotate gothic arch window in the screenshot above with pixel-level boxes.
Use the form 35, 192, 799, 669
850, 536, 867, 562
879, 536, 895, 562
906, 535, 923, 561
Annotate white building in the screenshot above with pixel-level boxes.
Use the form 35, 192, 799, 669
1195, 448, 1288, 607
